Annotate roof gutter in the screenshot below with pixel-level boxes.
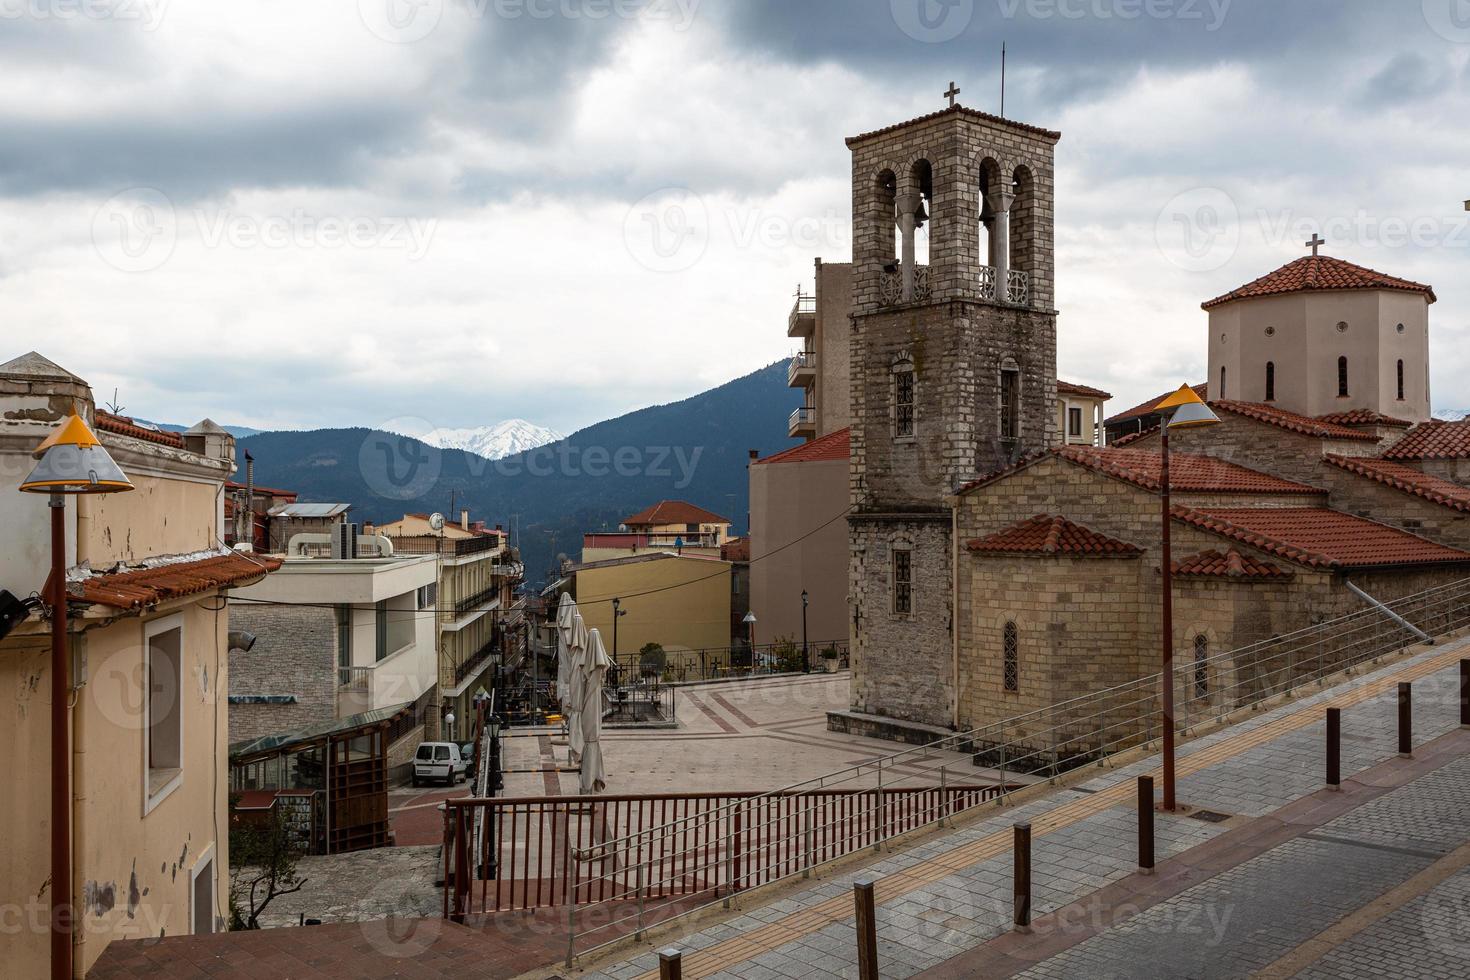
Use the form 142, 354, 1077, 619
1343, 578, 1432, 645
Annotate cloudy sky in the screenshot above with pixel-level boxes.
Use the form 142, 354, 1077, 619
2, 0, 1467, 434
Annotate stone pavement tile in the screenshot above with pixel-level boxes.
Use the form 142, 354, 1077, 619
1295, 869, 1470, 979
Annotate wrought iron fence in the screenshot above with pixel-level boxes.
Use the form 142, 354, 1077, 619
607, 640, 849, 685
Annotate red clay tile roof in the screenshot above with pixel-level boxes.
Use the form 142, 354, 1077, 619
1105, 384, 1208, 426
1111, 425, 1159, 447
721, 537, 751, 562
846, 104, 1061, 146
1055, 445, 1323, 496
756, 427, 851, 465
1213, 400, 1380, 442
1170, 506, 1470, 570
1202, 255, 1436, 310
622, 500, 732, 527
1058, 380, 1113, 399
94, 410, 186, 448
1172, 548, 1293, 581
1324, 455, 1470, 513
1315, 409, 1414, 429
1382, 421, 1470, 461
72, 552, 283, 610
967, 514, 1142, 558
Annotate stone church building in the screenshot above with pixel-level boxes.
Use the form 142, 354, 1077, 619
824, 98, 1470, 744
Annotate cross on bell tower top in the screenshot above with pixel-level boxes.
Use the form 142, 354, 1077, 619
1306, 233, 1326, 258
944, 81, 961, 108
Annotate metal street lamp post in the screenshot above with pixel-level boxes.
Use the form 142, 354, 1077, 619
1153, 385, 1221, 812
20, 412, 134, 980
801, 590, 809, 673
742, 611, 757, 672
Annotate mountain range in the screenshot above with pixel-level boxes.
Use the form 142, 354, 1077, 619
386, 419, 564, 460
239, 362, 802, 583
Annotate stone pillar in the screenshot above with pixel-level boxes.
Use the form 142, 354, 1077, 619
897, 189, 919, 302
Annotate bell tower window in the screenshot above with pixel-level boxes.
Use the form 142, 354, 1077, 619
1265, 361, 1275, 402
893, 362, 915, 439
1338, 356, 1349, 397
1000, 361, 1021, 444
1397, 359, 1405, 401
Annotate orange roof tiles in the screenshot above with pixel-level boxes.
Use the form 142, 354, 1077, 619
1057, 380, 1113, 399
1055, 445, 1323, 496
1170, 506, 1470, 570
967, 514, 1142, 558
94, 411, 186, 448
1173, 548, 1292, 581
1202, 255, 1436, 310
756, 427, 851, 465
73, 553, 282, 610
1315, 409, 1414, 429
1105, 384, 1208, 426
1111, 425, 1159, 447
1212, 400, 1380, 442
1382, 420, 1470, 461
622, 500, 732, 527
1324, 455, 1470, 513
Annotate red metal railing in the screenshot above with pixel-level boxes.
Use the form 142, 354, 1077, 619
444, 784, 1007, 921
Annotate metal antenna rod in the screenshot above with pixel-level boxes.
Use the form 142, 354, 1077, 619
1001, 42, 1007, 117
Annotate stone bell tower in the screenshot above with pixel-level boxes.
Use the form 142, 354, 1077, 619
844, 93, 1061, 731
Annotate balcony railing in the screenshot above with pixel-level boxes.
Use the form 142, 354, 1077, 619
978, 266, 1031, 307
453, 638, 497, 688
452, 584, 500, 619
490, 561, 524, 580
787, 350, 817, 385
787, 294, 816, 336
388, 534, 502, 558
788, 406, 816, 433
338, 665, 373, 691
878, 264, 929, 306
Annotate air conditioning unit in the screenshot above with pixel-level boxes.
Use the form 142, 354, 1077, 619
332, 522, 360, 560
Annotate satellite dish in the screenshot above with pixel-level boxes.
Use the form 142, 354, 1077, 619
429, 513, 446, 531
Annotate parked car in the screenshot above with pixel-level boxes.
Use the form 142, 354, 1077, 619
412, 742, 468, 787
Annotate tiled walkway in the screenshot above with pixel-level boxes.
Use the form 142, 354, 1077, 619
571, 637, 1470, 980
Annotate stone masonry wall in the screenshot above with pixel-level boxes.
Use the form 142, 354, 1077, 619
228, 603, 337, 742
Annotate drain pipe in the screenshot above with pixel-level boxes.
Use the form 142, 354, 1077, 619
1344, 579, 1433, 645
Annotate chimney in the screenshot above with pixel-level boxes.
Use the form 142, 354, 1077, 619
496, 523, 504, 532
748, 449, 758, 462
460, 510, 470, 531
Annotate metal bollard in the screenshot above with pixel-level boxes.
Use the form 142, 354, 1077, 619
1137, 777, 1155, 874
1398, 682, 1413, 758
1326, 707, 1341, 790
854, 880, 879, 980
1461, 660, 1469, 730
658, 947, 683, 980
1013, 822, 1032, 933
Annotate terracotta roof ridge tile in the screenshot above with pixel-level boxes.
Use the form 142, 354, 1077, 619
967, 513, 1143, 558
1202, 254, 1436, 310
1212, 400, 1379, 441
1323, 454, 1470, 513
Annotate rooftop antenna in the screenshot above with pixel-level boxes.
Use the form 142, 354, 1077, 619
104, 387, 125, 416
1000, 42, 1007, 118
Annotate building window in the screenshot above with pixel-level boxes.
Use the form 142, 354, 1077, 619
1067, 406, 1083, 438
892, 549, 912, 615
894, 366, 915, 438
1219, 365, 1226, 399
375, 599, 389, 662
146, 620, 184, 805
1003, 622, 1019, 693
336, 604, 353, 670
1000, 365, 1020, 442
1338, 356, 1349, 397
416, 583, 437, 609
1265, 361, 1275, 402
1193, 634, 1209, 699
1397, 359, 1405, 401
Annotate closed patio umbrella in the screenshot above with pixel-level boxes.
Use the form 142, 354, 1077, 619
566, 611, 590, 765
578, 627, 612, 795
555, 593, 576, 713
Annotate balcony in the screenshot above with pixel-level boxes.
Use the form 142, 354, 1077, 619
787, 294, 816, 338
789, 406, 817, 438
452, 638, 497, 688
387, 534, 501, 558
787, 350, 817, 388
978, 266, 1031, 307
451, 583, 501, 620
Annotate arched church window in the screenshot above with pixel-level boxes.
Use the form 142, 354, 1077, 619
1397, 360, 1405, 401
893, 362, 915, 438
1003, 622, 1019, 693
1338, 356, 1349, 397
1193, 635, 1209, 698
1265, 362, 1275, 402
1219, 366, 1226, 399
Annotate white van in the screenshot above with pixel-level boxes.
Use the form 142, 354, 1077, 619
412, 741, 468, 787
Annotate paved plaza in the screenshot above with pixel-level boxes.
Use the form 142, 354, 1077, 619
564, 636, 1470, 980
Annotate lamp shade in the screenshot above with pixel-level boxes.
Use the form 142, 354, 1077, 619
1167, 400, 1222, 430
19, 414, 133, 494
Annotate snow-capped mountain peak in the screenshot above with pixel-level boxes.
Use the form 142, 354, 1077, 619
393, 419, 564, 460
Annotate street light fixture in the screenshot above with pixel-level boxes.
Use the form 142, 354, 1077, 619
801, 589, 809, 673
742, 610, 757, 670
611, 597, 627, 681
19, 411, 133, 980
1153, 384, 1221, 813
